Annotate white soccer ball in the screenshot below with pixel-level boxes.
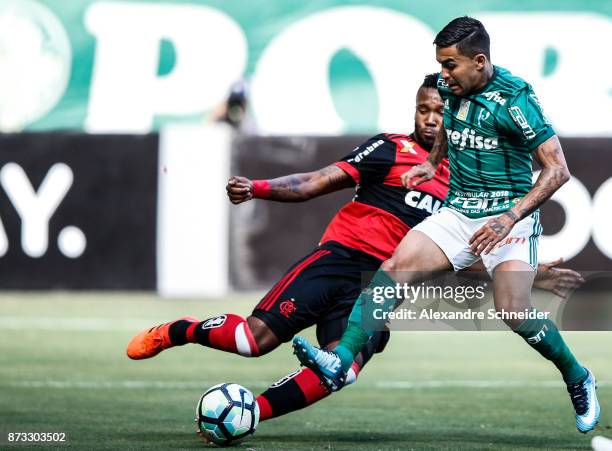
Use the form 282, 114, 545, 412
195, 383, 260, 446
592, 436, 612, 451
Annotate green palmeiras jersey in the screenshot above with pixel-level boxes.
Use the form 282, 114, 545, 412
437, 66, 555, 218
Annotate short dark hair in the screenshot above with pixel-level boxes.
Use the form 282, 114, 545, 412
434, 16, 490, 59
420, 73, 439, 90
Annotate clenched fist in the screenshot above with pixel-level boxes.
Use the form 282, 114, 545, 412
226, 176, 253, 204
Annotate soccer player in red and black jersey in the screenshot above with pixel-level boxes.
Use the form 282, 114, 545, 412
126, 74, 580, 424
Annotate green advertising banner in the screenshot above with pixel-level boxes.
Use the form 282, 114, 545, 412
2, 0, 611, 135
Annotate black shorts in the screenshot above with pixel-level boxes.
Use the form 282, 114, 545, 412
251, 241, 390, 358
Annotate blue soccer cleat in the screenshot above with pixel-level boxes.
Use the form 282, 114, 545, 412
567, 367, 600, 433
292, 336, 346, 391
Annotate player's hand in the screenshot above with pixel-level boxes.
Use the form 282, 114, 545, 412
534, 258, 585, 299
226, 176, 253, 204
401, 161, 435, 188
469, 211, 518, 256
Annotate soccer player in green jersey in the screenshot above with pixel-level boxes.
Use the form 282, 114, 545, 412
293, 16, 600, 433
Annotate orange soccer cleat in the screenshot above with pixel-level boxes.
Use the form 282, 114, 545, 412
126, 316, 198, 360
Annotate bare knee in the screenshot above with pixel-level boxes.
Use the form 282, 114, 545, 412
381, 258, 398, 273
380, 257, 422, 285
381, 254, 418, 276
246, 316, 280, 355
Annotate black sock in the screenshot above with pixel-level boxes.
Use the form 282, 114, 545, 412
256, 368, 329, 421
168, 320, 192, 345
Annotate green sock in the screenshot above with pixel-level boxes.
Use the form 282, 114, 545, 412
514, 310, 587, 384
335, 269, 397, 372
334, 326, 364, 371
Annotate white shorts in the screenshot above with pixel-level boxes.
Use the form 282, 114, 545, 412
412, 207, 542, 274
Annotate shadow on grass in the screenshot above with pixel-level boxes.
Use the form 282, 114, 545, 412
252, 429, 590, 450
110, 425, 595, 450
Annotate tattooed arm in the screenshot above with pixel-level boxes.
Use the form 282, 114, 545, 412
226, 165, 354, 204
510, 135, 570, 220
426, 127, 449, 168
401, 127, 448, 188
469, 136, 570, 256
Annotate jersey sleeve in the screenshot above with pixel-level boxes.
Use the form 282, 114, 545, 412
334, 134, 396, 185
499, 85, 555, 151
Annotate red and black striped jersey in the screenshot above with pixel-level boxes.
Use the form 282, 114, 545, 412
320, 133, 450, 261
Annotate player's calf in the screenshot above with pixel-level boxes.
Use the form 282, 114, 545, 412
177, 314, 268, 356
127, 314, 275, 360
256, 362, 361, 421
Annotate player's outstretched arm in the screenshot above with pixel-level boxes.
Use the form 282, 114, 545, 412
469, 136, 570, 255
401, 127, 448, 188
533, 258, 585, 299
462, 258, 584, 298
226, 165, 354, 204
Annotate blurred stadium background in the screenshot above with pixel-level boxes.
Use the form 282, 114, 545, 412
0, 0, 611, 449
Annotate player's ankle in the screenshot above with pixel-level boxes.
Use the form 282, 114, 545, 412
564, 365, 588, 385
333, 345, 355, 372
168, 319, 198, 346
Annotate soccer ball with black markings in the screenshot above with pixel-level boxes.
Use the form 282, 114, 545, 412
195, 383, 259, 446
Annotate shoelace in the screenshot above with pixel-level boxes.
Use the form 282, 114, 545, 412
567, 382, 589, 416
314, 349, 341, 371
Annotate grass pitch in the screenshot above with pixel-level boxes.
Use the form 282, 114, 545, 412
0, 292, 610, 450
